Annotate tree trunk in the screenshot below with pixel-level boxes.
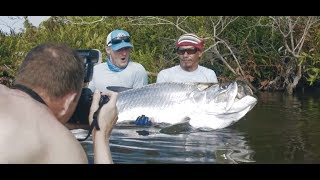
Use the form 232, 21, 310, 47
285, 64, 302, 95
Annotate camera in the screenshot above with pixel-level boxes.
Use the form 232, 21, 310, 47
68, 49, 109, 125
76, 49, 101, 83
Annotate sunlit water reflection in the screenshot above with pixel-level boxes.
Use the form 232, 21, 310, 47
74, 91, 320, 164
74, 124, 254, 164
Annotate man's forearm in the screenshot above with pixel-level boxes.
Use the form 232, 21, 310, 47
93, 132, 113, 164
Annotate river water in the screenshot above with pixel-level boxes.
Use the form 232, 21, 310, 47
75, 90, 320, 164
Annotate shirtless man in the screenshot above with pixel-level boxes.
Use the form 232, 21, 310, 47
0, 43, 118, 163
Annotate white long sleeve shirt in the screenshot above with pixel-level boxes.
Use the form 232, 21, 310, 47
156, 65, 218, 83
88, 61, 148, 93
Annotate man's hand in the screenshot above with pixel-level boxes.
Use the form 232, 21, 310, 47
89, 89, 118, 137
135, 115, 152, 126
89, 89, 118, 164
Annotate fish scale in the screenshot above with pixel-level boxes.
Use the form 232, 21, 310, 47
115, 81, 257, 129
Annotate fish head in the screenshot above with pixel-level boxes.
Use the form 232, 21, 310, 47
189, 81, 257, 129
205, 80, 257, 118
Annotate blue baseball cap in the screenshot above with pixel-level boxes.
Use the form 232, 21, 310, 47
106, 29, 133, 51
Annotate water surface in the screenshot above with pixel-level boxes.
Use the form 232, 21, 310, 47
75, 91, 320, 163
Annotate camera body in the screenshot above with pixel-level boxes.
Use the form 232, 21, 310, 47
69, 49, 109, 125
76, 49, 101, 83
69, 88, 109, 125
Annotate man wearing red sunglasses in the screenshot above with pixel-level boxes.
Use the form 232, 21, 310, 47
88, 29, 148, 93
156, 33, 218, 83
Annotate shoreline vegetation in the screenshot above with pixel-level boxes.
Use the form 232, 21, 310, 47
1, 16, 320, 94
1, 70, 319, 94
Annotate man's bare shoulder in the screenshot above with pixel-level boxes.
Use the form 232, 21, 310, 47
0, 85, 87, 163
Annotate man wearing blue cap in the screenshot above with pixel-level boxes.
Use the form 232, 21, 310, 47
88, 29, 148, 93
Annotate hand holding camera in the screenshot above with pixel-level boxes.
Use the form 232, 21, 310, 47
69, 49, 104, 126
68, 49, 119, 141
73, 88, 118, 141
89, 90, 119, 137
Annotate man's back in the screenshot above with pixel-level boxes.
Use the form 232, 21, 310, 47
0, 84, 87, 163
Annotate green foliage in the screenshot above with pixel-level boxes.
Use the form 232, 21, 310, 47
298, 24, 320, 86
2, 16, 320, 89
300, 52, 320, 85
0, 33, 22, 76
220, 17, 283, 81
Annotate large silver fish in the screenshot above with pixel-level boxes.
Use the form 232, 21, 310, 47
115, 81, 257, 129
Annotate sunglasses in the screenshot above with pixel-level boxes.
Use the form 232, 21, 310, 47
108, 36, 130, 45
176, 48, 198, 55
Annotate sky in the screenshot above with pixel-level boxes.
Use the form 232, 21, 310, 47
0, 16, 50, 34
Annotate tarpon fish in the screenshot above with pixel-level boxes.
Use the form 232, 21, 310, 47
114, 81, 257, 129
